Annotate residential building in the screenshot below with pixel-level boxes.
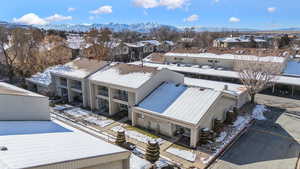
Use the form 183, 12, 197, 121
88, 63, 184, 119
213, 36, 269, 48
0, 83, 131, 169
163, 51, 287, 70
132, 82, 236, 147
51, 58, 109, 107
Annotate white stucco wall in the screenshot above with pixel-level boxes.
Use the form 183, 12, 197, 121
0, 95, 50, 121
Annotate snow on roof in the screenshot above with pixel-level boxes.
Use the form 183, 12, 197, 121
27, 65, 72, 86
140, 40, 161, 46
130, 62, 300, 87
139, 82, 187, 113
124, 42, 145, 48
137, 82, 221, 125
53, 58, 109, 79
0, 82, 45, 97
164, 40, 175, 46
89, 63, 158, 89
184, 77, 247, 95
217, 37, 267, 43
0, 120, 127, 169
283, 61, 300, 77
165, 52, 286, 63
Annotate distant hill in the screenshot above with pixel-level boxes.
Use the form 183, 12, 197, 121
35, 23, 180, 33
1, 20, 300, 33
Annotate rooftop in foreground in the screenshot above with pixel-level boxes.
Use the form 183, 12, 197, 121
89, 63, 159, 89
0, 82, 45, 97
137, 82, 221, 125
0, 120, 128, 169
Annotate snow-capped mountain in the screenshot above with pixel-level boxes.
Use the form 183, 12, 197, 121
35, 23, 180, 33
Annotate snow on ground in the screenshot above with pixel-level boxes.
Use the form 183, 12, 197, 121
84, 116, 113, 128
166, 147, 196, 162
53, 104, 74, 111
130, 154, 150, 169
27, 65, 72, 86
201, 115, 252, 164
215, 131, 227, 143
111, 126, 164, 145
252, 104, 268, 120
64, 108, 91, 117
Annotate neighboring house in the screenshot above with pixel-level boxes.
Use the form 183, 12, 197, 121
124, 42, 145, 61
26, 65, 71, 96
88, 63, 184, 119
51, 58, 109, 107
131, 61, 300, 98
213, 36, 269, 48
0, 82, 50, 121
162, 52, 287, 70
132, 82, 236, 147
110, 42, 130, 62
0, 83, 131, 169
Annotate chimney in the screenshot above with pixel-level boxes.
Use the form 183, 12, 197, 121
224, 85, 228, 90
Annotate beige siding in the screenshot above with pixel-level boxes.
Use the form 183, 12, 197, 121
0, 95, 50, 121
198, 96, 236, 129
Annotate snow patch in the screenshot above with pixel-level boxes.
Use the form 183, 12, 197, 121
252, 104, 268, 120
166, 147, 196, 162
84, 117, 113, 127
130, 154, 150, 169
111, 126, 164, 145
215, 131, 227, 142
64, 108, 90, 117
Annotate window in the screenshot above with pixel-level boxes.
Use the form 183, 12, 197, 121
137, 113, 144, 119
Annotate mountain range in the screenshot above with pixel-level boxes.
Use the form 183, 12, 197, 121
1, 21, 300, 33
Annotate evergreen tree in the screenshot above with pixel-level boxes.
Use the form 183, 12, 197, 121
145, 140, 160, 164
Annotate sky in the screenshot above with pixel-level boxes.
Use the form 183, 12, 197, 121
0, 0, 299, 29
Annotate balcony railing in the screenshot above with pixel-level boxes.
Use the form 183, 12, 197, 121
113, 94, 128, 102
98, 90, 108, 97
71, 83, 82, 90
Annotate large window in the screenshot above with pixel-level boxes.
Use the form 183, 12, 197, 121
71, 80, 82, 90
98, 86, 108, 96
114, 89, 128, 102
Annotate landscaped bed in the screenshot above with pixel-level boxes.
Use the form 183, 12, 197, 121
111, 125, 165, 145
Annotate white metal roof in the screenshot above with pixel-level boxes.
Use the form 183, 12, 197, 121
0, 120, 127, 169
52, 58, 109, 79
89, 63, 158, 89
131, 62, 300, 87
0, 82, 45, 97
137, 82, 221, 125
184, 77, 247, 96
165, 52, 286, 63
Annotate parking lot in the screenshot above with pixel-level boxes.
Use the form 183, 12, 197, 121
208, 98, 300, 169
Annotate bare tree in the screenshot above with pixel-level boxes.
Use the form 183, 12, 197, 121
234, 57, 283, 103
83, 28, 113, 60
150, 26, 180, 41
0, 26, 11, 80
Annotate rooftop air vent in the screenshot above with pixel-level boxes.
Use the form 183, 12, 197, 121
0, 146, 8, 151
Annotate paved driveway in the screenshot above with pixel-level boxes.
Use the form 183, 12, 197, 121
208, 106, 300, 169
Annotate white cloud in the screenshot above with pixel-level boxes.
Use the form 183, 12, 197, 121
68, 7, 76, 12
12, 13, 47, 25
184, 14, 199, 22
13, 13, 72, 25
229, 17, 240, 23
267, 7, 276, 13
90, 5, 113, 14
159, 0, 188, 9
133, 0, 159, 8
133, 0, 188, 9
45, 14, 72, 22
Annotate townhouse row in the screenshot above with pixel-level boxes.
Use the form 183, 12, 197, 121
27, 57, 249, 147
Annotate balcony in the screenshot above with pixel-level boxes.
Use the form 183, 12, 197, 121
71, 81, 82, 90
60, 78, 67, 87
97, 86, 109, 97
113, 90, 128, 102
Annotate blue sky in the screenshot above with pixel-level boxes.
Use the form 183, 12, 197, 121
0, 0, 299, 29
